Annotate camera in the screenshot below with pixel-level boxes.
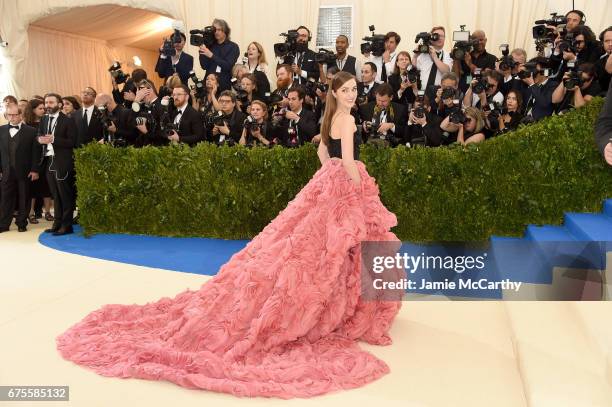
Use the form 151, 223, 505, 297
207, 110, 228, 127
274, 30, 303, 65
190, 26, 216, 48
188, 70, 207, 100
361, 25, 386, 57
558, 32, 577, 54
236, 88, 249, 104
498, 44, 517, 71
108, 61, 129, 85
414, 31, 440, 54
160, 38, 176, 57
563, 60, 583, 90
534, 13, 567, 27
413, 90, 426, 119
471, 69, 489, 94
406, 66, 420, 84
450, 26, 477, 60
441, 87, 456, 100
449, 101, 467, 124
518, 61, 549, 79
159, 97, 177, 138
244, 115, 262, 132
314, 48, 336, 64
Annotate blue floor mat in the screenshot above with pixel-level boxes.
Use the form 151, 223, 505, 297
39, 226, 250, 276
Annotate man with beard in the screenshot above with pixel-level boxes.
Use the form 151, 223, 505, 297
272, 64, 293, 108
290, 26, 318, 85
37, 93, 77, 236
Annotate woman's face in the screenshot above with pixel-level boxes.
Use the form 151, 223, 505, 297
206, 75, 218, 89
506, 92, 518, 111
62, 100, 74, 114
465, 116, 476, 132
397, 54, 410, 71
34, 104, 45, 118
333, 78, 357, 111
250, 103, 264, 120
241, 78, 255, 93
247, 43, 260, 59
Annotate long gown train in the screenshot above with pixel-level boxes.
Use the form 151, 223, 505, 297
56, 158, 404, 399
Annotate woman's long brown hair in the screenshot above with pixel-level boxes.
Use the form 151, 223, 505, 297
320, 71, 355, 146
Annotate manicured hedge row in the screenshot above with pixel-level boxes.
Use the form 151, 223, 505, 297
76, 98, 612, 241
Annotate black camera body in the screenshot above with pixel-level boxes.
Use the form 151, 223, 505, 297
450, 39, 478, 60
207, 111, 229, 128
314, 48, 336, 64
161, 38, 176, 57
441, 87, 456, 101
108, 61, 129, 84
471, 70, 490, 94
405, 66, 420, 84
361, 25, 386, 57
449, 102, 467, 124
274, 30, 304, 65
564, 61, 583, 90
188, 71, 207, 100
558, 33, 577, 54
190, 26, 215, 48
414, 32, 440, 54
244, 115, 262, 132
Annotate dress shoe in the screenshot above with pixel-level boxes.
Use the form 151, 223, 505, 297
44, 227, 59, 233
18, 226, 27, 232
53, 227, 74, 236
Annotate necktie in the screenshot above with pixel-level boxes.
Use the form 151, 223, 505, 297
175, 110, 182, 125
9, 125, 19, 130
83, 109, 88, 127
47, 116, 55, 134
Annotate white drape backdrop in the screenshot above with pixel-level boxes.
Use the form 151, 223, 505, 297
0, 0, 610, 98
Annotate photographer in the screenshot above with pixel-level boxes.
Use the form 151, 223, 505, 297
131, 79, 164, 146
433, 72, 462, 120
440, 106, 485, 145
595, 80, 612, 166
550, 25, 602, 78
496, 90, 524, 134
271, 64, 293, 107
236, 74, 262, 114
112, 68, 147, 110
94, 93, 139, 146
463, 70, 504, 108
499, 48, 528, 96
211, 91, 246, 145
357, 62, 380, 105
198, 19, 240, 92
192, 73, 221, 118
273, 86, 318, 147
365, 32, 401, 83
388, 52, 419, 107
595, 27, 612, 91
455, 30, 497, 92
290, 26, 319, 85
358, 83, 407, 146
552, 63, 601, 111
239, 101, 273, 147
155, 31, 194, 85
166, 85, 204, 146
406, 94, 443, 147
415, 26, 453, 89
322, 35, 361, 80
75, 87, 104, 147
521, 57, 558, 120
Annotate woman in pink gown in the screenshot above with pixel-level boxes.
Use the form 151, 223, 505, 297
56, 72, 403, 399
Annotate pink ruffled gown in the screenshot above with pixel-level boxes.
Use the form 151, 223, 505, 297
57, 138, 403, 399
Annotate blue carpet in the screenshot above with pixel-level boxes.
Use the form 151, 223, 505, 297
39, 226, 250, 276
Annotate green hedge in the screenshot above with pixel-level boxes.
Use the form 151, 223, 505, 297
76, 98, 612, 241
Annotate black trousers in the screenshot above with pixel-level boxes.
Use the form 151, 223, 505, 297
0, 169, 32, 229
47, 168, 74, 229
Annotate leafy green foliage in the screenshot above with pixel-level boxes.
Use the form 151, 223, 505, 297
76, 99, 611, 241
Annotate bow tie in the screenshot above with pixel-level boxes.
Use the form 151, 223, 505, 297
9, 125, 19, 130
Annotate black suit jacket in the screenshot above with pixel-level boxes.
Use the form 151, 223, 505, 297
358, 101, 407, 145
276, 108, 318, 146
388, 74, 417, 106
74, 107, 104, 147
595, 81, 612, 157
525, 79, 559, 120
357, 82, 380, 104
39, 113, 77, 179
0, 124, 41, 181
172, 105, 205, 146
294, 49, 319, 84
155, 52, 194, 85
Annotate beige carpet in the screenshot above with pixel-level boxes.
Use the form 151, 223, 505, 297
1, 221, 611, 407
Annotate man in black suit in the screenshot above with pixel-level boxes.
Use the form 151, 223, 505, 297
291, 26, 319, 85
521, 57, 558, 121
274, 86, 318, 147
0, 105, 41, 232
211, 91, 246, 145
166, 85, 204, 146
155, 32, 194, 85
74, 87, 104, 147
357, 62, 380, 105
37, 93, 77, 236
131, 79, 165, 146
595, 81, 612, 166
95, 93, 139, 146
358, 83, 407, 147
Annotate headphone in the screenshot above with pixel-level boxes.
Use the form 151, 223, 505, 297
566, 10, 586, 25
297, 26, 312, 42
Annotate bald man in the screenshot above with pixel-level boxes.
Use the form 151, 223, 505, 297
454, 29, 498, 92
94, 93, 138, 146
0, 104, 41, 232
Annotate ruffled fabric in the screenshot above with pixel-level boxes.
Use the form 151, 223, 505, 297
56, 158, 404, 399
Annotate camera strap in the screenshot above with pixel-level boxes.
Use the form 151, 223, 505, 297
426, 52, 442, 88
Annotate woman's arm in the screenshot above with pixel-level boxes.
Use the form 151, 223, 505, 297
317, 135, 330, 165
338, 116, 361, 186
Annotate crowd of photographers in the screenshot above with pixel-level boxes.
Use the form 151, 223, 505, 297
1, 12, 611, 234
